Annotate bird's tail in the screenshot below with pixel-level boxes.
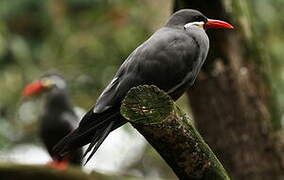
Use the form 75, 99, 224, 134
53, 109, 125, 165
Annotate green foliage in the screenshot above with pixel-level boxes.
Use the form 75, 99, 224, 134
0, 1, 177, 178
0, 0, 152, 147
249, 0, 284, 127
230, 0, 284, 128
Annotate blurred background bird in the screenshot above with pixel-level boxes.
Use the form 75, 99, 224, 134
22, 73, 83, 169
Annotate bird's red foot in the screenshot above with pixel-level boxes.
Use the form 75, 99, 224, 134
46, 160, 68, 170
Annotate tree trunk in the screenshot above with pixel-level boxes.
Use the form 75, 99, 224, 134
121, 85, 230, 180
174, 1, 284, 180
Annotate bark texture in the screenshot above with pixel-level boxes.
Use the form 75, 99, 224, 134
121, 85, 230, 180
174, 1, 284, 180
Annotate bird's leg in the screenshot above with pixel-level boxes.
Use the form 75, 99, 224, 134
46, 157, 69, 170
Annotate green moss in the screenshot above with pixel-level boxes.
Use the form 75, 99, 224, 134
121, 85, 173, 124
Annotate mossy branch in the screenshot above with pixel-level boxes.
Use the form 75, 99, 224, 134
121, 85, 230, 180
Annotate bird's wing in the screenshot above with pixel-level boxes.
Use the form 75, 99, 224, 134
53, 28, 206, 161
88, 26, 208, 120
60, 111, 79, 129
92, 27, 203, 115
77, 50, 141, 127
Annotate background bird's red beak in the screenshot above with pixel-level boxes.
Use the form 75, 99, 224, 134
204, 19, 234, 29
22, 80, 45, 97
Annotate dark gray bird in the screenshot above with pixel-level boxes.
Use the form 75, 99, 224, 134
22, 73, 83, 168
53, 9, 233, 164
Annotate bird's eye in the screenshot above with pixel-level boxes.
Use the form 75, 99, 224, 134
193, 15, 204, 22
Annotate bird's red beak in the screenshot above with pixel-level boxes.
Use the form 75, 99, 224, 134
204, 19, 234, 29
22, 80, 45, 97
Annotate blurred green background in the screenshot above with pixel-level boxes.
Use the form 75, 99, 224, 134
0, 0, 177, 179
0, 0, 283, 179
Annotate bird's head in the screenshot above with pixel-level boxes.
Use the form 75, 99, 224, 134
22, 73, 67, 98
166, 9, 234, 30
